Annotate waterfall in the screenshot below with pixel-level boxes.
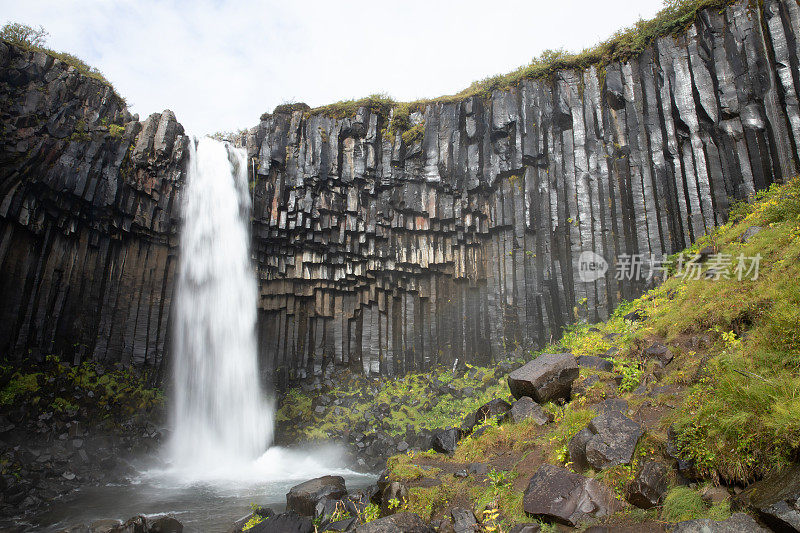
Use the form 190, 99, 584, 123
170, 136, 272, 474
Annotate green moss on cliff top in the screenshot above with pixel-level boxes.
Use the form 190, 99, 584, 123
305, 0, 735, 119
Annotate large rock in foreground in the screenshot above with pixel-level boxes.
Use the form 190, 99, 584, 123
354, 512, 434, 532
568, 411, 643, 471
286, 475, 347, 516
507, 354, 579, 403
627, 461, 668, 509
523, 464, 623, 526
671, 513, 770, 532
247, 512, 313, 533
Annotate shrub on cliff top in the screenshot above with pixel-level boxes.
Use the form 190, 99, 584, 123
1, 22, 117, 92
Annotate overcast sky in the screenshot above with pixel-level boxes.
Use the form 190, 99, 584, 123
1, 0, 666, 135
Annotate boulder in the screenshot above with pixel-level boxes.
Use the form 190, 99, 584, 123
623, 309, 646, 322
110, 516, 148, 533
508, 525, 540, 533
740, 226, 762, 243
287, 475, 348, 516
643, 343, 673, 366
354, 512, 434, 532
432, 428, 461, 454
671, 513, 770, 532
381, 481, 409, 516
507, 397, 550, 425
576, 356, 613, 372
741, 463, 800, 532
89, 520, 122, 533
246, 512, 314, 533
450, 507, 478, 533
507, 354, 579, 403
627, 461, 668, 509
568, 411, 643, 471
523, 465, 623, 526
148, 516, 183, 533
474, 399, 512, 425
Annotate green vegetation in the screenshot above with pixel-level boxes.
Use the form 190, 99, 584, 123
108, 124, 125, 138
276, 363, 511, 441
661, 486, 731, 522
374, 176, 800, 527
1, 22, 117, 92
0, 355, 163, 423
304, 0, 735, 120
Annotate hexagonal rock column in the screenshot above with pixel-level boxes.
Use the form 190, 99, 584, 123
507, 354, 579, 403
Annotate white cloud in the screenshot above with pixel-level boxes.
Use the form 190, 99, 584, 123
1, 0, 666, 134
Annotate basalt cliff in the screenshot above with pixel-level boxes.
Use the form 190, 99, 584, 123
3, 0, 800, 385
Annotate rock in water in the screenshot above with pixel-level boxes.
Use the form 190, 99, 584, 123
149, 516, 183, 533
671, 513, 770, 532
523, 465, 623, 526
507, 354, 579, 403
568, 411, 643, 471
286, 475, 347, 516
354, 512, 434, 532
508, 397, 550, 425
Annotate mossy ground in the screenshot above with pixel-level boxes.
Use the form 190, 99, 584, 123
277, 177, 800, 529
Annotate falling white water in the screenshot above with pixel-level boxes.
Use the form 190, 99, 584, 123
170, 136, 272, 475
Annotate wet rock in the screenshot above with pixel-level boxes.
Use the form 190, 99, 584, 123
741, 463, 800, 531
577, 356, 613, 372
86, 519, 121, 532
148, 516, 183, 533
507, 354, 579, 403
627, 461, 668, 509
474, 399, 512, 425
287, 475, 348, 516
431, 428, 461, 454
110, 516, 148, 533
523, 464, 624, 526
246, 511, 313, 533
354, 512, 434, 532
568, 411, 643, 471
671, 512, 770, 532
507, 397, 550, 425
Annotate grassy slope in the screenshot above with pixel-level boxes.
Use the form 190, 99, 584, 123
277, 177, 800, 529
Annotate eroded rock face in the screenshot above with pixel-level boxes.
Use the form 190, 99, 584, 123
507, 354, 579, 403
522, 464, 623, 526
5, 0, 800, 380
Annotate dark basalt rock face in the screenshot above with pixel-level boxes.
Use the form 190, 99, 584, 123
286, 475, 348, 517
243, 0, 800, 383
0, 41, 186, 377
4, 0, 800, 382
